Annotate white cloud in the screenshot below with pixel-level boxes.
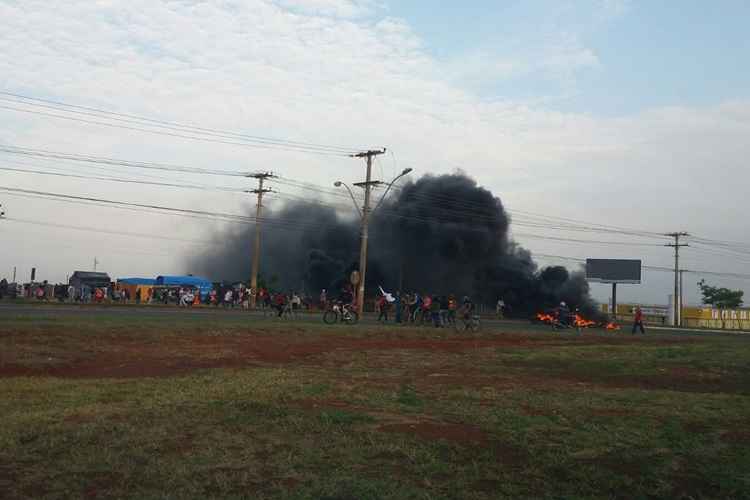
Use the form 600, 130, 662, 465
0, 0, 747, 304
274, 0, 381, 18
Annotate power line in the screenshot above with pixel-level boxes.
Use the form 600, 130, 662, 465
0, 92, 365, 155
511, 233, 666, 247
0, 145, 251, 177
533, 253, 750, 281
2, 216, 213, 245
0, 164, 247, 193
0, 144, 685, 243
0, 186, 331, 233
0, 104, 356, 158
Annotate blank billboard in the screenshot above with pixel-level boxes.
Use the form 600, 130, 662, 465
586, 259, 642, 284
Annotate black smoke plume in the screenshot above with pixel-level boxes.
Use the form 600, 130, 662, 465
186, 173, 598, 317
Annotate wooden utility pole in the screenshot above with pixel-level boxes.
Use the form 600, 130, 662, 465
665, 232, 689, 326
679, 269, 685, 327
247, 172, 275, 309
351, 149, 386, 318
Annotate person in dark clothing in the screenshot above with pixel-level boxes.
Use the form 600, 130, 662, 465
632, 306, 646, 334
376, 294, 388, 322
274, 293, 287, 317
430, 295, 441, 327
438, 295, 450, 327
556, 302, 570, 328
394, 292, 402, 323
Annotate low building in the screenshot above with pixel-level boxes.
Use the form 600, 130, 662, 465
69, 271, 111, 290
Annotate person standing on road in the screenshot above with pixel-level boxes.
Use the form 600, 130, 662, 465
496, 298, 505, 319
376, 293, 388, 322
460, 296, 475, 331
421, 294, 432, 325
556, 302, 570, 329
447, 295, 457, 326
429, 295, 442, 327
438, 295, 449, 327
632, 306, 646, 335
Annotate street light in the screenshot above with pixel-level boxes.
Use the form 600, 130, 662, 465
333, 181, 362, 218
372, 168, 413, 214
334, 167, 413, 317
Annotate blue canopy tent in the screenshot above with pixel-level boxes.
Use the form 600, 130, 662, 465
117, 278, 157, 286
155, 276, 213, 299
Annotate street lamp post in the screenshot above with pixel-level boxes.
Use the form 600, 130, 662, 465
335, 167, 413, 317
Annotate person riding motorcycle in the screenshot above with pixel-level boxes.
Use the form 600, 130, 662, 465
556, 301, 571, 328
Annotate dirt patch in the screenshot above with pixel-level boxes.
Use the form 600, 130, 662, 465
589, 408, 637, 417
0, 328, 718, 382
472, 479, 503, 493
721, 430, 750, 444
83, 471, 120, 499
378, 421, 488, 445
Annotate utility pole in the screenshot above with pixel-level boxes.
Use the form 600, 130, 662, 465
247, 172, 275, 309
679, 269, 685, 327
93, 257, 98, 272
665, 232, 689, 326
351, 149, 386, 318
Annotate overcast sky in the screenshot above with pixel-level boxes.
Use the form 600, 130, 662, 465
1, 0, 749, 306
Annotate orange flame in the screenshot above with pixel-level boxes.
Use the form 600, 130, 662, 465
574, 314, 596, 328
536, 312, 555, 323
606, 322, 621, 330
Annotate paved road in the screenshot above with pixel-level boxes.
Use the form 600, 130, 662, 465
1, 302, 748, 337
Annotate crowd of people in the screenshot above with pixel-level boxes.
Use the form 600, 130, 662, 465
1, 278, 495, 329
316, 285, 480, 329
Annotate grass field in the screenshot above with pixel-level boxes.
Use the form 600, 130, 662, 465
1, 312, 749, 499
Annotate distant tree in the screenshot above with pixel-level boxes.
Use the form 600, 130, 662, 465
697, 279, 744, 328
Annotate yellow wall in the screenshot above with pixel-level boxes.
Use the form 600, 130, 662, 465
682, 306, 750, 330
600, 303, 750, 330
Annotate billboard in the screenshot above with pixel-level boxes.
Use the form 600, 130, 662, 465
585, 259, 641, 284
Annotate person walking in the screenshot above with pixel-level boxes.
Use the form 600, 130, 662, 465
439, 295, 449, 327
420, 294, 432, 325
291, 292, 302, 319
632, 306, 646, 335
496, 298, 505, 319
447, 295, 457, 326
430, 295, 442, 327
376, 294, 388, 322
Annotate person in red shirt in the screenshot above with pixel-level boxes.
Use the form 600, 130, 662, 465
376, 294, 388, 322
632, 306, 645, 334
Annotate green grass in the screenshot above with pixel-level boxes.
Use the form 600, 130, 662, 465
1, 312, 750, 499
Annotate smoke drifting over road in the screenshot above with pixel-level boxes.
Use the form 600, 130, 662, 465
187, 173, 597, 316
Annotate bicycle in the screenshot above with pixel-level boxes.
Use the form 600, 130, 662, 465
323, 302, 359, 325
